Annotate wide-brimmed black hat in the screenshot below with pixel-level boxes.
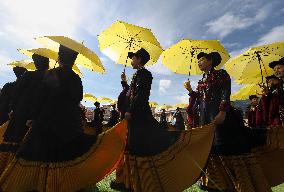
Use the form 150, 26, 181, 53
58, 45, 79, 65
269, 57, 284, 69
128, 48, 150, 65
13, 66, 27, 78
197, 52, 222, 67
94, 101, 100, 106
32, 54, 49, 70
249, 95, 258, 100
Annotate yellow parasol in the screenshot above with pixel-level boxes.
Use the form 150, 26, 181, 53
174, 103, 188, 108
83, 93, 97, 102
7, 60, 36, 71
98, 21, 163, 67
97, 97, 113, 103
149, 101, 159, 108
162, 39, 230, 75
35, 36, 105, 73
231, 84, 262, 101
18, 48, 82, 76
225, 41, 284, 84
110, 99, 118, 105
159, 105, 173, 110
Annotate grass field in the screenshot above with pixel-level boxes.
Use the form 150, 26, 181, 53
84, 172, 284, 192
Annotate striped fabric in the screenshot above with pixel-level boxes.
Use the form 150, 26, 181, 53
0, 120, 127, 192
126, 123, 214, 192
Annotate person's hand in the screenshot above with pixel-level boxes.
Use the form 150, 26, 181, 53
121, 72, 127, 82
213, 111, 226, 125
26, 120, 34, 127
184, 80, 192, 92
261, 85, 268, 95
8, 111, 13, 119
125, 112, 132, 120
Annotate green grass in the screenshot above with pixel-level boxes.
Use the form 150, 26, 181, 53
84, 171, 284, 192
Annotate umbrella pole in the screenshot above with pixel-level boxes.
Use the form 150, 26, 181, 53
256, 52, 264, 85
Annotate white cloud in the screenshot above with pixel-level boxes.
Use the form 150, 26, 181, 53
175, 94, 189, 104
0, 52, 13, 79
147, 58, 173, 76
159, 79, 172, 95
229, 24, 284, 57
206, 5, 271, 38
0, 0, 82, 47
256, 24, 284, 45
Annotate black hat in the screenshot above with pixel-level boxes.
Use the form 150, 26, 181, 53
94, 101, 100, 106
265, 74, 278, 80
269, 57, 284, 69
249, 95, 258, 100
128, 48, 150, 65
197, 52, 222, 67
32, 54, 49, 71
58, 45, 78, 65
13, 66, 27, 78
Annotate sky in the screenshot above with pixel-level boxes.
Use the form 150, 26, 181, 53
0, 0, 284, 107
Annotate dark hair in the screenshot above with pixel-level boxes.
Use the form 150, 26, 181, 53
94, 101, 100, 107
58, 45, 78, 66
13, 66, 27, 78
32, 54, 49, 71
249, 95, 258, 100
197, 52, 222, 67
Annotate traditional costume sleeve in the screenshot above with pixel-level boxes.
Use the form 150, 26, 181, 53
218, 70, 231, 111
11, 72, 32, 111
256, 95, 268, 127
279, 82, 284, 124
0, 82, 16, 114
117, 81, 129, 114
186, 96, 197, 127
127, 70, 152, 114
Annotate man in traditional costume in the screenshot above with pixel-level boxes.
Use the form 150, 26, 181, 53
92, 101, 104, 135
107, 104, 119, 127
160, 109, 168, 129
246, 95, 259, 128
173, 107, 185, 130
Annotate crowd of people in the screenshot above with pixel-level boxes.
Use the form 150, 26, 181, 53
0, 44, 283, 191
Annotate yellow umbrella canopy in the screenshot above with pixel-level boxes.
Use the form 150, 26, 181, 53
174, 103, 188, 108
7, 60, 36, 71
35, 36, 105, 73
225, 41, 284, 84
110, 99, 118, 105
231, 84, 262, 101
162, 39, 230, 75
98, 21, 163, 67
83, 93, 97, 102
159, 105, 172, 110
18, 48, 82, 76
149, 101, 158, 107
97, 97, 113, 103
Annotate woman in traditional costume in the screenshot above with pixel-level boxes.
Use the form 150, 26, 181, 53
0, 45, 127, 192
0, 55, 49, 174
116, 48, 215, 192
0, 67, 27, 126
185, 52, 270, 192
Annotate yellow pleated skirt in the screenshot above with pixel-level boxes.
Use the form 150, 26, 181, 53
0, 120, 128, 192
125, 123, 214, 192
